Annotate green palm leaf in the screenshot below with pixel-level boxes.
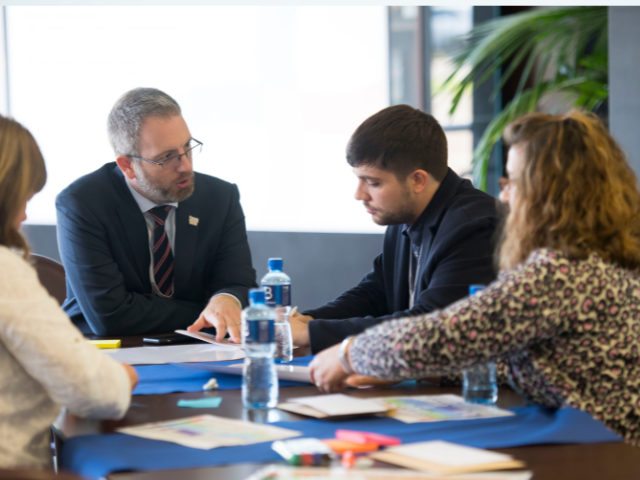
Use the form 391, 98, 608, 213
440, 6, 608, 191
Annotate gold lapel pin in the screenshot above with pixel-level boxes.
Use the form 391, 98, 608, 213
189, 216, 199, 226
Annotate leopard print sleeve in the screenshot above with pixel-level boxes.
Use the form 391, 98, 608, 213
349, 249, 571, 380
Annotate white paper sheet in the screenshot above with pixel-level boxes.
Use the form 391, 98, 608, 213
176, 330, 299, 350
103, 344, 245, 365
176, 361, 312, 383
386, 441, 514, 467
290, 394, 389, 416
118, 414, 300, 450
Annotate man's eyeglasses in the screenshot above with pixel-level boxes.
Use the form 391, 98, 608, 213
128, 138, 203, 170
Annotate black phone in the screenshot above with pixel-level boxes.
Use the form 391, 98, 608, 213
142, 333, 199, 345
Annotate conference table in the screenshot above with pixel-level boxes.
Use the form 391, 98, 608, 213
53, 335, 640, 480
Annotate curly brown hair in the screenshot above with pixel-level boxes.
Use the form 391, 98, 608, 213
499, 111, 640, 271
0, 115, 46, 258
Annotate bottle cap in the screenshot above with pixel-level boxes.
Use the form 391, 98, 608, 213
268, 258, 283, 271
249, 288, 266, 304
469, 284, 486, 295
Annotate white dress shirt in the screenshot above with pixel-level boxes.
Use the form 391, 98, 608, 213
125, 181, 240, 307
0, 247, 130, 468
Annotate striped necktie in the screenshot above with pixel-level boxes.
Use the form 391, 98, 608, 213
149, 205, 174, 297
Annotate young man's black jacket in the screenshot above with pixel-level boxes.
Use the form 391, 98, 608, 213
304, 168, 499, 353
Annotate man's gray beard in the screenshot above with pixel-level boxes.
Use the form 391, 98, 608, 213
134, 165, 195, 204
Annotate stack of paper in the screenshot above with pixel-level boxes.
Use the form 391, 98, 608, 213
278, 394, 391, 419
104, 344, 245, 365
246, 465, 532, 480
371, 441, 525, 475
176, 361, 312, 383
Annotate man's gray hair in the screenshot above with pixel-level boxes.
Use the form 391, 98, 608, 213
107, 87, 181, 157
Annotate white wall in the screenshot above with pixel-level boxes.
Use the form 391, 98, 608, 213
8, 6, 388, 233
609, 7, 640, 177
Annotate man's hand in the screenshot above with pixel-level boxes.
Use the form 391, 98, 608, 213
289, 314, 311, 347
309, 343, 349, 393
188, 295, 243, 343
290, 311, 314, 325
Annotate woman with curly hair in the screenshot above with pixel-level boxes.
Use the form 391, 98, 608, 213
310, 111, 640, 445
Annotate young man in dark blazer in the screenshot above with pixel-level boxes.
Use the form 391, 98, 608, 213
289, 104, 499, 353
56, 88, 257, 338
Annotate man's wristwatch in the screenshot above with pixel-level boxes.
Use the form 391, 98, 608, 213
339, 336, 356, 375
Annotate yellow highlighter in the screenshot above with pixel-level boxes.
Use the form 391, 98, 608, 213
88, 339, 121, 349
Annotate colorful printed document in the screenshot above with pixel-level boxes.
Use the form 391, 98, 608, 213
117, 414, 301, 450
369, 394, 514, 423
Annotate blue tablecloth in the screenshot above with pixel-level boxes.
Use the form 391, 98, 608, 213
133, 356, 314, 395
59, 406, 621, 479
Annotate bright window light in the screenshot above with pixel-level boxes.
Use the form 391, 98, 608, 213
8, 6, 388, 233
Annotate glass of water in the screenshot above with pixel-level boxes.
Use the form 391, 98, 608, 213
273, 307, 293, 362
463, 362, 497, 404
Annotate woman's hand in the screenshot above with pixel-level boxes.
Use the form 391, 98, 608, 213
121, 363, 139, 392
309, 343, 350, 393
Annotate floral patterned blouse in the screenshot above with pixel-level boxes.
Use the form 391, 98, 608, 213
350, 249, 640, 445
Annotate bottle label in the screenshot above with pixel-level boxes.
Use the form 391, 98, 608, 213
262, 284, 291, 307
246, 319, 274, 344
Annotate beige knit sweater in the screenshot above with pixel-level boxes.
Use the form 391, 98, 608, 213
0, 246, 130, 468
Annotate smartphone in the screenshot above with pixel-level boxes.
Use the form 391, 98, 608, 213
142, 333, 200, 345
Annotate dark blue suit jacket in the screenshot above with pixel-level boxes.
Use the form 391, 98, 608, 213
305, 168, 499, 353
56, 163, 257, 335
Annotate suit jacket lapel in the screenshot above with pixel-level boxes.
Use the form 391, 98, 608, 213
110, 167, 151, 288
116, 204, 150, 287
173, 199, 200, 298
395, 231, 412, 311
415, 223, 436, 291
418, 168, 462, 269
402, 169, 464, 307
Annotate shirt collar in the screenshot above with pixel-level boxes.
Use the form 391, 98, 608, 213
403, 168, 459, 246
124, 180, 178, 213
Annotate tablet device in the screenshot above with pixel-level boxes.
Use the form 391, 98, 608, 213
142, 333, 202, 345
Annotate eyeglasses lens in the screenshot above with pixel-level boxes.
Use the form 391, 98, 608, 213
161, 141, 202, 170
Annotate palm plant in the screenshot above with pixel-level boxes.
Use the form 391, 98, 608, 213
443, 6, 608, 191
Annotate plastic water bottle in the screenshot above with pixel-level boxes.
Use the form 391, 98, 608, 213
242, 288, 278, 409
261, 258, 293, 362
462, 285, 498, 405
261, 258, 291, 312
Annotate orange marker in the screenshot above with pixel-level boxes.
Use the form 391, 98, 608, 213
341, 450, 355, 468
322, 439, 379, 454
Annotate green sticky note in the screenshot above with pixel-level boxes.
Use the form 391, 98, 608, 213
177, 398, 223, 408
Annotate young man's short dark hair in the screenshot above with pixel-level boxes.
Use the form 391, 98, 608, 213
346, 104, 448, 182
